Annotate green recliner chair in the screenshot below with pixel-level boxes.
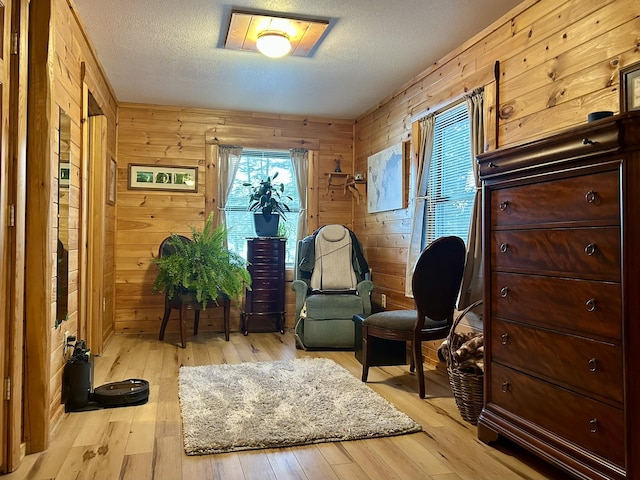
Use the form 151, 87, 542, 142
292, 224, 373, 349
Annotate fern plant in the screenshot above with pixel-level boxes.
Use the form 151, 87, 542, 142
151, 213, 251, 308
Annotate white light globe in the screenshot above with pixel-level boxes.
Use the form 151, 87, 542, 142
256, 32, 291, 58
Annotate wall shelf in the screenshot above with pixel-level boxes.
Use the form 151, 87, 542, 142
324, 173, 366, 204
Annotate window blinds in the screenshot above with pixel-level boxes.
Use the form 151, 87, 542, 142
422, 102, 475, 247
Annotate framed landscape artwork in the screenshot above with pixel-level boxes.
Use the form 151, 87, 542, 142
128, 164, 198, 192
620, 61, 640, 112
59, 162, 70, 187
367, 143, 404, 213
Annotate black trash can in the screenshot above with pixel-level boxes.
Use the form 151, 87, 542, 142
62, 340, 94, 412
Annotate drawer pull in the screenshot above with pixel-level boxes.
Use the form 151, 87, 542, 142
585, 298, 596, 312
501, 334, 509, 345
582, 138, 594, 145
500, 287, 509, 298
588, 358, 598, 372
499, 201, 509, 211
584, 243, 598, 256
500, 243, 509, 253
585, 190, 598, 204
489, 162, 498, 168
589, 418, 599, 433
501, 382, 510, 393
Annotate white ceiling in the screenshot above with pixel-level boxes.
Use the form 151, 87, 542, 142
72, 0, 522, 120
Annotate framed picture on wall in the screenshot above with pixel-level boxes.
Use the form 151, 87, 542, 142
107, 157, 117, 205
620, 61, 640, 112
59, 162, 70, 187
127, 164, 198, 192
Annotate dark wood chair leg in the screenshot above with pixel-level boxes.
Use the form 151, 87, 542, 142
223, 298, 230, 341
414, 336, 425, 398
361, 326, 370, 382
179, 304, 187, 349
159, 302, 171, 340
242, 312, 249, 336
193, 309, 200, 335
409, 346, 416, 372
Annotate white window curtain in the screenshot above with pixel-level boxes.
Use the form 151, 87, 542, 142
217, 145, 243, 230
290, 148, 308, 242
457, 88, 484, 309
405, 115, 435, 297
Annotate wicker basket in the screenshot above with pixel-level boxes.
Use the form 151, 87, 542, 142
446, 299, 484, 425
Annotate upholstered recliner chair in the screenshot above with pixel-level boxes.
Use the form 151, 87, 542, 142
292, 225, 373, 349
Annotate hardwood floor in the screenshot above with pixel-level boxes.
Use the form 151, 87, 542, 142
7, 331, 569, 479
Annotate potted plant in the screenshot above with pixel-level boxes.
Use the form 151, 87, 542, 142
151, 212, 251, 308
244, 172, 292, 237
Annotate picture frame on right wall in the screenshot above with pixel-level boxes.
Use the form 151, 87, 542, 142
620, 61, 640, 112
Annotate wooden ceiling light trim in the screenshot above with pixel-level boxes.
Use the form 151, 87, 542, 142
225, 10, 329, 57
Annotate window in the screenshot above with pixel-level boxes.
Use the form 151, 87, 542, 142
224, 149, 301, 265
422, 102, 475, 248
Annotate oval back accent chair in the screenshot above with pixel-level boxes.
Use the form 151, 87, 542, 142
360, 236, 466, 398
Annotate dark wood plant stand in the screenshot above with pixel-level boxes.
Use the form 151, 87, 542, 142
159, 294, 230, 348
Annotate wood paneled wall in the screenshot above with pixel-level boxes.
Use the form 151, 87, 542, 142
17, 0, 632, 453
353, 0, 639, 361
31, 0, 118, 442
115, 105, 354, 335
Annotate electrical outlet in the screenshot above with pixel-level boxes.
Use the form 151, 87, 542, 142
381, 293, 386, 308
63, 331, 71, 358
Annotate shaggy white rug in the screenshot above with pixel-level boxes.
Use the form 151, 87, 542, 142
178, 357, 422, 455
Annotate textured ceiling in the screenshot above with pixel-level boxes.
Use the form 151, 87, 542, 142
72, 0, 522, 119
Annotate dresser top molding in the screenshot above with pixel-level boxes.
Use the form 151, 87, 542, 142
478, 112, 640, 180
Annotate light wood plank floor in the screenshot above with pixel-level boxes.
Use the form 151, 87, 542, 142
7, 331, 569, 479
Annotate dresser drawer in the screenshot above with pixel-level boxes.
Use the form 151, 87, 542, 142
491, 170, 620, 228
491, 227, 620, 280
491, 272, 621, 340
491, 318, 623, 403
250, 277, 282, 290
250, 265, 284, 278
249, 299, 282, 313
248, 238, 285, 253
249, 253, 283, 265
489, 363, 624, 467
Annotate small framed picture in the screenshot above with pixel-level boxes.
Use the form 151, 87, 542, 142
620, 61, 640, 112
59, 162, 70, 188
128, 164, 198, 192
107, 157, 117, 205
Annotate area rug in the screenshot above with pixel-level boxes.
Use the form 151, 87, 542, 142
178, 357, 422, 455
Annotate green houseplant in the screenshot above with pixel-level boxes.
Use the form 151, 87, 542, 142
151, 212, 251, 308
244, 172, 293, 236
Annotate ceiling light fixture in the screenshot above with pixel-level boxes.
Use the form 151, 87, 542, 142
256, 31, 292, 58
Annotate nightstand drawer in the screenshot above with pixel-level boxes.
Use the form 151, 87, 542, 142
491, 272, 621, 340
491, 169, 619, 227
491, 318, 623, 403
251, 278, 281, 290
491, 227, 620, 280
251, 265, 284, 278
489, 363, 624, 468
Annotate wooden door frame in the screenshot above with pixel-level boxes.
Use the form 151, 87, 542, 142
0, 0, 15, 472
23, 0, 50, 460
80, 107, 106, 356
6, 0, 30, 471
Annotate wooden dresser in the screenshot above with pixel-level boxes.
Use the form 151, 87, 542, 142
477, 112, 640, 480
242, 237, 286, 335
